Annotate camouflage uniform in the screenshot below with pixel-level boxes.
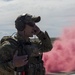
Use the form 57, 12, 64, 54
0, 13, 52, 75
0, 31, 52, 75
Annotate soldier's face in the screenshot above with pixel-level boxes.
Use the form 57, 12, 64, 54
23, 24, 35, 37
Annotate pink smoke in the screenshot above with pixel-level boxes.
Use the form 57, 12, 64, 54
43, 26, 75, 73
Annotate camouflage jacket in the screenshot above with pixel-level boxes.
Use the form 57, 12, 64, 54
0, 31, 52, 75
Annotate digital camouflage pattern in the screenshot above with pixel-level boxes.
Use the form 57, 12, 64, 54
0, 31, 52, 75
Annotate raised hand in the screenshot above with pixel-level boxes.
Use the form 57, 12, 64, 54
33, 25, 41, 35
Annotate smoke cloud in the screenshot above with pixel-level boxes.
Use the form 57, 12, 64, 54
43, 26, 75, 73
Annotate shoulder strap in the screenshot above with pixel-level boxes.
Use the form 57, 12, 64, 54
0, 36, 18, 45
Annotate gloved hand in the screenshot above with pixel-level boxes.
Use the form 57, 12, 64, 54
13, 51, 28, 67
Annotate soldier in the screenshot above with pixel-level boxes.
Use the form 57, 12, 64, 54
0, 13, 52, 75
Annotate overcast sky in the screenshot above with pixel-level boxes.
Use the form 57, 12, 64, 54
0, 0, 75, 38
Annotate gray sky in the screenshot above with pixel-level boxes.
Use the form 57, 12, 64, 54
0, 0, 75, 38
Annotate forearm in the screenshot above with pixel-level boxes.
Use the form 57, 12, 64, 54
37, 31, 53, 52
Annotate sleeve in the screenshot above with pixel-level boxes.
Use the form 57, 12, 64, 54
37, 31, 53, 52
0, 41, 16, 72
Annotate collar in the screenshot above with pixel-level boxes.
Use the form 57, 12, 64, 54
14, 33, 31, 45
